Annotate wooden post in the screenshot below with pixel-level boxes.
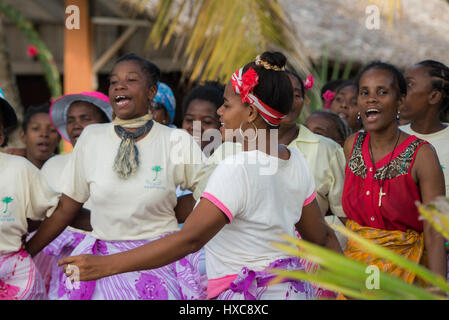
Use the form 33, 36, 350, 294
63, 0, 93, 153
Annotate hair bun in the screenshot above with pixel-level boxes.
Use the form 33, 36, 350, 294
256, 52, 287, 71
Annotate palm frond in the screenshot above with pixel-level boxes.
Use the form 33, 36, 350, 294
271, 222, 449, 300
333, 225, 449, 293
319, 46, 330, 86
417, 197, 449, 240
123, 0, 322, 108
341, 59, 354, 80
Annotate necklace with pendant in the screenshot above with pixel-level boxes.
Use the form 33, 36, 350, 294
368, 130, 401, 207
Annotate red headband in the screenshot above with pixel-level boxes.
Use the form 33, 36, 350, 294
231, 67, 286, 126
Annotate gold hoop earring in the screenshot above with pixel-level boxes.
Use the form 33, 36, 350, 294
239, 121, 258, 142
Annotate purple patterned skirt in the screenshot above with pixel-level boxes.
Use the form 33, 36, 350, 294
216, 257, 316, 300
59, 234, 207, 300
42, 228, 87, 300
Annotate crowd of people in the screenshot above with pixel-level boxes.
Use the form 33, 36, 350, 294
0, 50, 448, 300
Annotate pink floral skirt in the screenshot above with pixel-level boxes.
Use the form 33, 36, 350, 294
0, 249, 47, 300
26, 231, 56, 294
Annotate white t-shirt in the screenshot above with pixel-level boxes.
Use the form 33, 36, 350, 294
194, 126, 346, 218
41, 153, 71, 195
41, 153, 90, 234
201, 148, 316, 280
400, 124, 449, 195
61, 122, 205, 241
0, 152, 58, 254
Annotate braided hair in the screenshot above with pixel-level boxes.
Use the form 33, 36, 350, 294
416, 60, 449, 118
242, 51, 293, 118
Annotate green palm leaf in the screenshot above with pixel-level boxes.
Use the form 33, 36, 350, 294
271, 233, 447, 300
417, 197, 449, 240
122, 0, 322, 109
333, 224, 449, 293
271, 199, 449, 300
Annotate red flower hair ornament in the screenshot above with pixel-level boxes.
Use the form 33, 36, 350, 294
231, 67, 286, 126
239, 67, 259, 104
303, 74, 314, 92
322, 90, 336, 110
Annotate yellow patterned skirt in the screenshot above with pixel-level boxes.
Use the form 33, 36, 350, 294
337, 219, 426, 299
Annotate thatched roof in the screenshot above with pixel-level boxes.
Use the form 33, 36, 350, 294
285, 0, 449, 68
2, 0, 449, 72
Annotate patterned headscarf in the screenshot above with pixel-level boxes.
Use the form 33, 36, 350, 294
153, 82, 176, 124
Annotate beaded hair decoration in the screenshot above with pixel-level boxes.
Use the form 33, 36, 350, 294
255, 55, 285, 72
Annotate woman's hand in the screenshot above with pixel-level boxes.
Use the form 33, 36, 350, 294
58, 254, 112, 282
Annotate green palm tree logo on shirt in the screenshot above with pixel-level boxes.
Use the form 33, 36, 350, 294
2, 196, 13, 214
152, 166, 163, 181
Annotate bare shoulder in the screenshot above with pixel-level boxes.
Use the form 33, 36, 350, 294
411, 141, 442, 182
412, 140, 446, 199
414, 142, 439, 165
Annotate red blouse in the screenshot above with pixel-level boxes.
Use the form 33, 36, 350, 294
342, 132, 427, 233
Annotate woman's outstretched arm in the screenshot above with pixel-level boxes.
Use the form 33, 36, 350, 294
58, 198, 228, 281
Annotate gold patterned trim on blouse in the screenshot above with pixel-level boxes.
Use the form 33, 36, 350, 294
349, 132, 425, 180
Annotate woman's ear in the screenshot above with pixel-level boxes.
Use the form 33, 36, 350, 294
148, 85, 158, 103
428, 89, 443, 106
247, 104, 259, 123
